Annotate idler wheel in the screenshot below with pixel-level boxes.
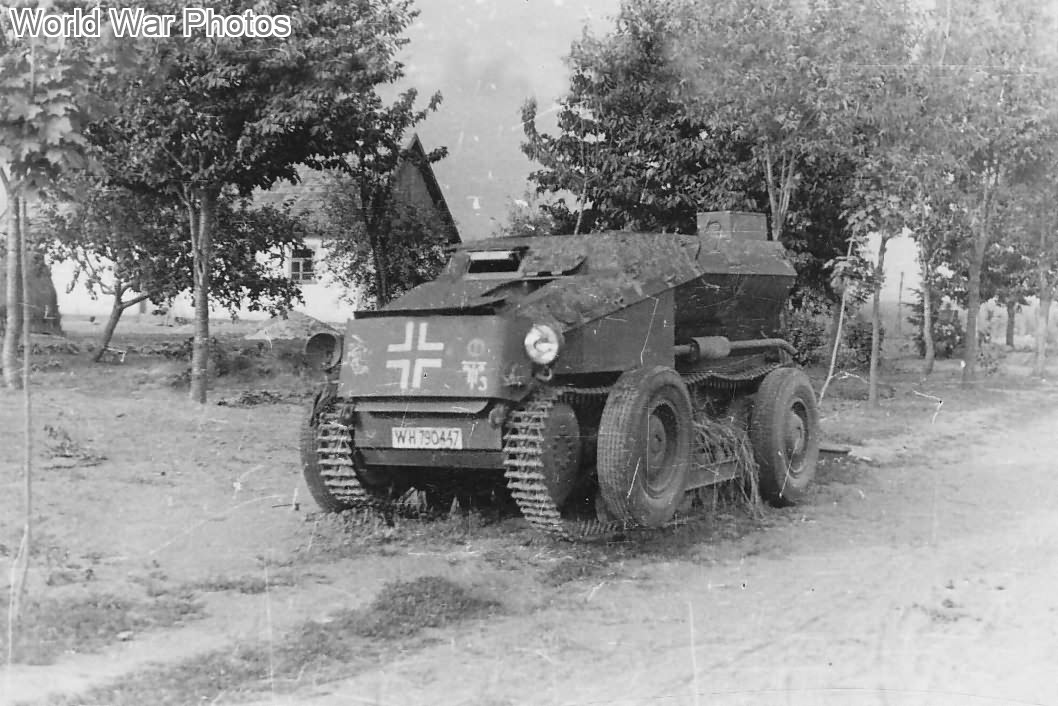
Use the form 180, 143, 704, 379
597, 366, 693, 527
749, 367, 820, 505
539, 401, 582, 507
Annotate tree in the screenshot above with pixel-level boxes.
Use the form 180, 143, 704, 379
319, 121, 451, 309
491, 193, 576, 238
0, 19, 108, 387
673, 0, 914, 243
521, 0, 735, 235
520, 0, 857, 308
1010, 146, 1058, 377
322, 177, 451, 308
914, 0, 1058, 384
0, 12, 121, 649
90, 0, 438, 402
45, 184, 307, 359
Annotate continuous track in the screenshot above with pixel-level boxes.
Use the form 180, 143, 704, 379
305, 360, 783, 541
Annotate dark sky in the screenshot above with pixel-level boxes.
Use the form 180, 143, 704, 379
394, 0, 622, 241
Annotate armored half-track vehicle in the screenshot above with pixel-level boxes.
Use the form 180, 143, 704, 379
301, 211, 820, 538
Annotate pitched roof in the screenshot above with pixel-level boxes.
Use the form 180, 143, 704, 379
254, 134, 459, 243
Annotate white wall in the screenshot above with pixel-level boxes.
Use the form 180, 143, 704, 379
52, 235, 360, 326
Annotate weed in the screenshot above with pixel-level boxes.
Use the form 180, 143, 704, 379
188, 573, 297, 595
42, 424, 107, 467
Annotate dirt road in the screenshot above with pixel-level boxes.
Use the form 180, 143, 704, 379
282, 397, 1058, 706
3, 362, 1058, 706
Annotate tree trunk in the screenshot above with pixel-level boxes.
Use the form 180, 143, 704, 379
761, 147, 794, 242
818, 289, 849, 404
961, 230, 987, 385
921, 260, 936, 376
1033, 294, 1051, 378
962, 177, 995, 386
828, 299, 843, 356
868, 235, 889, 408
368, 227, 389, 307
3, 192, 23, 389
93, 286, 148, 363
18, 193, 33, 599
1005, 301, 1017, 348
189, 188, 218, 404
8, 195, 34, 640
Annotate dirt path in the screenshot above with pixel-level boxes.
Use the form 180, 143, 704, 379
254, 396, 1058, 706
4, 376, 1058, 706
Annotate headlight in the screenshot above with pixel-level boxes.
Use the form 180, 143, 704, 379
524, 323, 561, 365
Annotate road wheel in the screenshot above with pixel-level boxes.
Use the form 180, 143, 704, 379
597, 366, 693, 527
539, 401, 582, 506
299, 386, 351, 512
750, 367, 820, 505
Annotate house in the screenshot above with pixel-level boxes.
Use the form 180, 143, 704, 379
49, 133, 460, 326
250, 134, 460, 323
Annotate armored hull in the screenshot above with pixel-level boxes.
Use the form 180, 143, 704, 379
301, 212, 820, 538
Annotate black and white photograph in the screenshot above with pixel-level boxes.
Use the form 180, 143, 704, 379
2, 0, 1057, 704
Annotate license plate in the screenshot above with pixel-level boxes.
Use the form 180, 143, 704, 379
391, 427, 464, 450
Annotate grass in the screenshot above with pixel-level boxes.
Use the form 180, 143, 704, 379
1, 592, 203, 665
539, 555, 615, 587
186, 573, 297, 595
60, 576, 502, 705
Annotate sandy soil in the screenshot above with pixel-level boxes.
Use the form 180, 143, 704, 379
2, 331, 1057, 706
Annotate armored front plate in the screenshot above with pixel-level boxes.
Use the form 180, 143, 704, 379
338, 315, 531, 400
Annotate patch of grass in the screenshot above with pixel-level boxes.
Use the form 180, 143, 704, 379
346, 575, 500, 639
539, 556, 614, 587
1, 592, 203, 665
64, 576, 502, 705
187, 573, 297, 595
302, 502, 516, 561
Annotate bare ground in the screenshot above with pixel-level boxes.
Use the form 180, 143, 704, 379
2, 324, 1058, 706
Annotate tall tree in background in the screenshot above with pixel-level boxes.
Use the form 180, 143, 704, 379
0, 10, 122, 644
673, 0, 914, 244
1011, 143, 1058, 377
917, 0, 1058, 384
521, 0, 856, 307
91, 0, 439, 403
0, 17, 112, 387
521, 0, 732, 235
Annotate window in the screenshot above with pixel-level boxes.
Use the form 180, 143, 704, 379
290, 247, 316, 283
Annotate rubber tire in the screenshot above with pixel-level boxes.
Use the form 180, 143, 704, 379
597, 366, 693, 527
299, 386, 352, 513
749, 367, 820, 506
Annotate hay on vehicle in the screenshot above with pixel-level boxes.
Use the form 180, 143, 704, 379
692, 414, 763, 517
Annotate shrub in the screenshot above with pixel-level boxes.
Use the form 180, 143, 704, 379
836, 318, 882, 370
907, 289, 964, 358
780, 309, 828, 366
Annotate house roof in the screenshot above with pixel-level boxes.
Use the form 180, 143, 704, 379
397, 133, 459, 241
254, 133, 460, 243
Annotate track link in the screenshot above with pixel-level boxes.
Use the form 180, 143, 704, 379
309, 361, 783, 540
314, 398, 391, 511
502, 388, 622, 540
502, 363, 782, 541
